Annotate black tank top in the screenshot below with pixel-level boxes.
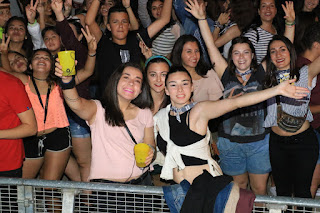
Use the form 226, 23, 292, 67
157, 110, 207, 166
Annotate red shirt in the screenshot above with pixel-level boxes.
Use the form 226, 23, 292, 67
0, 71, 32, 171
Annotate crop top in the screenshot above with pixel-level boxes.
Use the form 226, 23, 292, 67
157, 110, 207, 166
25, 77, 69, 132
154, 104, 223, 180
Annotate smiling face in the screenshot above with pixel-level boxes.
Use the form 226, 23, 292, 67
270, 40, 291, 70
7, 19, 26, 43
151, 0, 163, 20
231, 43, 253, 73
0, 7, 11, 27
117, 67, 143, 102
147, 62, 169, 93
30, 50, 52, 74
8, 52, 28, 73
107, 12, 130, 45
43, 30, 61, 55
303, 0, 319, 12
100, 0, 114, 17
259, 0, 277, 23
165, 71, 193, 108
181, 41, 200, 70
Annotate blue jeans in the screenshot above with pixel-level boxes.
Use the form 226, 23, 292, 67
162, 179, 190, 213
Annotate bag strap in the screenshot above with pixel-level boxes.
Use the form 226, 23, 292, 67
124, 123, 137, 144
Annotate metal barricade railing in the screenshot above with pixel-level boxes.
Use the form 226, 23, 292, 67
0, 178, 320, 212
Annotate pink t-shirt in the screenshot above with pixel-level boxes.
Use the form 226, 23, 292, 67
192, 69, 224, 102
88, 100, 154, 180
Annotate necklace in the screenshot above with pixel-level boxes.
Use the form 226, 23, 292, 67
33, 76, 47, 81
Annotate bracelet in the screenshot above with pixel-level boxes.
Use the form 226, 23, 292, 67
198, 18, 207, 21
65, 96, 80, 102
147, 144, 155, 154
215, 21, 224, 29
88, 52, 96, 57
28, 19, 37, 26
285, 20, 295, 26
124, 5, 131, 9
60, 75, 76, 90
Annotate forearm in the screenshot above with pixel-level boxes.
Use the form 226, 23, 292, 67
75, 53, 96, 84
27, 22, 46, 49
212, 27, 220, 42
235, 86, 278, 109
284, 24, 295, 43
310, 105, 320, 114
37, 14, 46, 30
126, 6, 140, 30
0, 123, 37, 139
85, 0, 100, 26
1, 53, 11, 72
54, 9, 65, 22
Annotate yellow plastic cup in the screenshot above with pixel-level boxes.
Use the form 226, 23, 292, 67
58, 50, 76, 76
134, 143, 150, 168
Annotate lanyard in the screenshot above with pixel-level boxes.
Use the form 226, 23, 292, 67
31, 76, 51, 124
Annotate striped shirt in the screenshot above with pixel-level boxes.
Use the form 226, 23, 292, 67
152, 24, 179, 56
264, 65, 317, 128
244, 27, 274, 64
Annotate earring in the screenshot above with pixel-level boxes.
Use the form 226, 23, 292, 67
25, 36, 27, 40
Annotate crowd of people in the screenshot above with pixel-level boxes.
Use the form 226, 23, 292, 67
1, 0, 320, 207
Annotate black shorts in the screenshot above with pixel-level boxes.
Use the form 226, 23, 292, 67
23, 127, 72, 159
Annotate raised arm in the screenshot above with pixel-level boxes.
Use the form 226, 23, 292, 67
196, 79, 309, 122
308, 55, 320, 86
73, 26, 97, 84
185, 0, 227, 78
26, 0, 46, 50
37, 0, 46, 30
84, 0, 103, 43
283, 1, 295, 43
122, 0, 140, 31
147, 0, 172, 38
54, 70, 97, 123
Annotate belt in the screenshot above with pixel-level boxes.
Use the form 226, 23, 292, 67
91, 170, 149, 185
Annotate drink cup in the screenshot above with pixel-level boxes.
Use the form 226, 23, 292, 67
58, 50, 76, 76
134, 143, 150, 168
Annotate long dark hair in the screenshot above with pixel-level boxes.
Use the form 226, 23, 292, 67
26, 48, 58, 86
171, 35, 210, 77
229, 0, 256, 32
101, 63, 152, 127
264, 35, 300, 88
145, 57, 171, 111
5, 16, 33, 60
226, 36, 258, 76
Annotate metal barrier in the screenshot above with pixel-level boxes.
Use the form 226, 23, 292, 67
0, 178, 320, 212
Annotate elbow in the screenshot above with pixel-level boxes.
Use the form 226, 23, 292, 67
30, 123, 38, 137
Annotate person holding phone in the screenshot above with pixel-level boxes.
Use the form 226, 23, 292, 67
95, 0, 173, 99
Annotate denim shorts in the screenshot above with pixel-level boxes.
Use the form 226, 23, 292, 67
313, 129, 320, 164
217, 134, 271, 176
68, 114, 90, 138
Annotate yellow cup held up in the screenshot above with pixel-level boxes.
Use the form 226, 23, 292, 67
58, 50, 76, 76
134, 143, 150, 168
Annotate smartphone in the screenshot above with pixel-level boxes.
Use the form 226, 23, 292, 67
136, 33, 148, 50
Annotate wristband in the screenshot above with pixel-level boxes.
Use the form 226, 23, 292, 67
28, 19, 37, 26
215, 21, 224, 29
124, 5, 131, 9
198, 18, 207, 21
285, 20, 295, 26
147, 144, 155, 153
60, 75, 76, 90
88, 52, 96, 57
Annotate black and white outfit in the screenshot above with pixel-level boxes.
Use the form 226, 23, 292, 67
244, 27, 274, 64
96, 28, 151, 97
264, 65, 319, 198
